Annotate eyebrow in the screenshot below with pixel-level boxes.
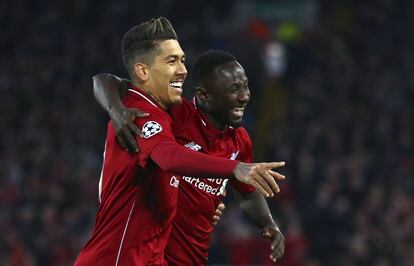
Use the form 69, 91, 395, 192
164, 54, 186, 61
232, 77, 249, 85
227, 78, 249, 90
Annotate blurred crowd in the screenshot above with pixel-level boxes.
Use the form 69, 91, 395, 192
1, 0, 413, 265
273, 1, 414, 265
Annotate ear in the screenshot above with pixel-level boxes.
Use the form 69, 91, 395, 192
133, 63, 149, 82
196, 87, 209, 102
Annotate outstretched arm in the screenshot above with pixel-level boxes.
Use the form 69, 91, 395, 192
234, 190, 285, 263
93, 73, 148, 152
150, 140, 285, 197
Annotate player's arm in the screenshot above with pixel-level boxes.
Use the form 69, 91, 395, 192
149, 140, 285, 197
233, 190, 285, 263
93, 73, 148, 152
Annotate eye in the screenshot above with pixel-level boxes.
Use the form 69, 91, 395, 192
244, 80, 249, 88
229, 85, 239, 93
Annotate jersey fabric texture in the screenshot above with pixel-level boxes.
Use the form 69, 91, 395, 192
165, 98, 255, 266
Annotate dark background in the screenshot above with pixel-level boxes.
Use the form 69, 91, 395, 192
1, 0, 413, 265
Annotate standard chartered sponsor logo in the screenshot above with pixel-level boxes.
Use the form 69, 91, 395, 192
182, 149, 239, 195
182, 176, 228, 195
170, 176, 180, 188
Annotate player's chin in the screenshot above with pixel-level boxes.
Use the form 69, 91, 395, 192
167, 96, 182, 107
172, 96, 182, 104
229, 117, 243, 128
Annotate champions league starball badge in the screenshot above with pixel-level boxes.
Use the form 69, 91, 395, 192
142, 121, 163, 138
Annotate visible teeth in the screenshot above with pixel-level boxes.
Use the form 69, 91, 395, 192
170, 81, 183, 88
233, 107, 244, 116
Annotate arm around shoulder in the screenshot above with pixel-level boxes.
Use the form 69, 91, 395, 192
93, 73, 146, 152
93, 73, 130, 112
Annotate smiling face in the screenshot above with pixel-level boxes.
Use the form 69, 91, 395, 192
143, 39, 187, 108
201, 61, 250, 129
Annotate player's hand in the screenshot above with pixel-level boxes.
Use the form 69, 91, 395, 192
212, 202, 225, 226
109, 106, 148, 152
262, 223, 285, 263
233, 162, 285, 197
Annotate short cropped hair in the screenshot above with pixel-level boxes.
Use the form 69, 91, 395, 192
192, 50, 236, 89
122, 17, 178, 76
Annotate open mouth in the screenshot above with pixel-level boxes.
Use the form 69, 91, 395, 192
231, 107, 245, 118
170, 81, 183, 93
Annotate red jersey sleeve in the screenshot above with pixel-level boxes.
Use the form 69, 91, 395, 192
150, 140, 239, 178
229, 128, 256, 193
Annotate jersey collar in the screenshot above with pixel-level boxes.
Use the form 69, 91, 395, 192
128, 84, 165, 110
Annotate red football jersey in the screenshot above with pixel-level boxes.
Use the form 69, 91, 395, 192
75, 87, 179, 266
165, 98, 255, 265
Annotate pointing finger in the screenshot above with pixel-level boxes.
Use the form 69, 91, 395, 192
264, 161, 286, 170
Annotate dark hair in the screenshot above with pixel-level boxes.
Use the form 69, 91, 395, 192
122, 17, 178, 76
192, 50, 236, 88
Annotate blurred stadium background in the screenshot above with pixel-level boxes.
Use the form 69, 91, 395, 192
1, 0, 413, 265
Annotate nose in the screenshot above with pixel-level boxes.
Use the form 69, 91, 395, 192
177, 61, 187, 76
238, 88, 250, 103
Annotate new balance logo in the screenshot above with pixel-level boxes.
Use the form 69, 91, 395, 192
184, 141, 202, 151
230, 151, 239, 160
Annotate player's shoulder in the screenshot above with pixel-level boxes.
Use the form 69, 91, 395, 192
233, 126, 252, 142
124, 89, 167, 116
123, 90, 174, 139
170, 97, 195, 129
170, 97, 194, 116
234, 126, 249, 134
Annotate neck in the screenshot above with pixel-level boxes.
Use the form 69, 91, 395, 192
146, 91, 167, 110
196, 100, 226, 130
132, 81, 167, 110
